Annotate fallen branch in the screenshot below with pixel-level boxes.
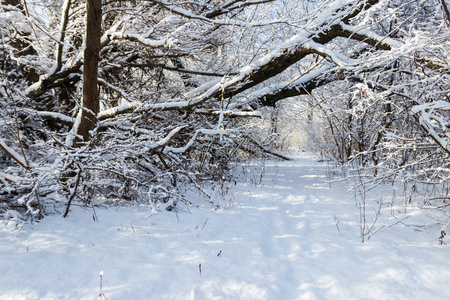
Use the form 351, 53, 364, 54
245, 135, 292, 161
0, 137, 32, 170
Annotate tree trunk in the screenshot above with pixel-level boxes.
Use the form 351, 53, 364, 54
75, 0, 102, 147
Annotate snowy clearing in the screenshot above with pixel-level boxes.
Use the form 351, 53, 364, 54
1, 153, 450, 300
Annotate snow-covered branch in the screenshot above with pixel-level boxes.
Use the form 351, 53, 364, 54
338, 23, 403, 50
0, 138, 33, 170
157, 64, 238, 77
247, 65, 334, 107
164, 128, 227, 154
241, 134, 292, 161
97, 101, 261, 120
412, 101, 450, 156
0, 171, 26, 184
98, 78, 134, 103
97, 101, 191, 120
194, 109, 262, 118
151, 126, 187, 151
21, 109, 74, 125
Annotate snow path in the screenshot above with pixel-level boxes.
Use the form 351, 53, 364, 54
1, 153, 450, 299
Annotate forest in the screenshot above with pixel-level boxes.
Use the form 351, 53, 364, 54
1, 0, 449, 220
1, 0, 450, 298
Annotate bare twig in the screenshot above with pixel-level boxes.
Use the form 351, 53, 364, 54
63, 165, 82, 218
197, 218, 209, 237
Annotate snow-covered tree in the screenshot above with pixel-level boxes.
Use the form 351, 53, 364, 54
1, 0, 448, 218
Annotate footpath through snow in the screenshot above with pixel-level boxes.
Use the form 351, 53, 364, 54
1, 153, 450, 299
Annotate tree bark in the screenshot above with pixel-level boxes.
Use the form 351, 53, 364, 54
56, 0, 72, 72
75, 0, 102, 147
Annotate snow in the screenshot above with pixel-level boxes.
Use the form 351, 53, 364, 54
1, 153, 450, 299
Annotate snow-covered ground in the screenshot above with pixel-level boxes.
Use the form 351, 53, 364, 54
1, 153, 450, 300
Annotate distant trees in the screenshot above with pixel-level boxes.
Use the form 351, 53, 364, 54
0, 0, 448, 218
309, 1, 449, 188
283, 0, 449, 211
